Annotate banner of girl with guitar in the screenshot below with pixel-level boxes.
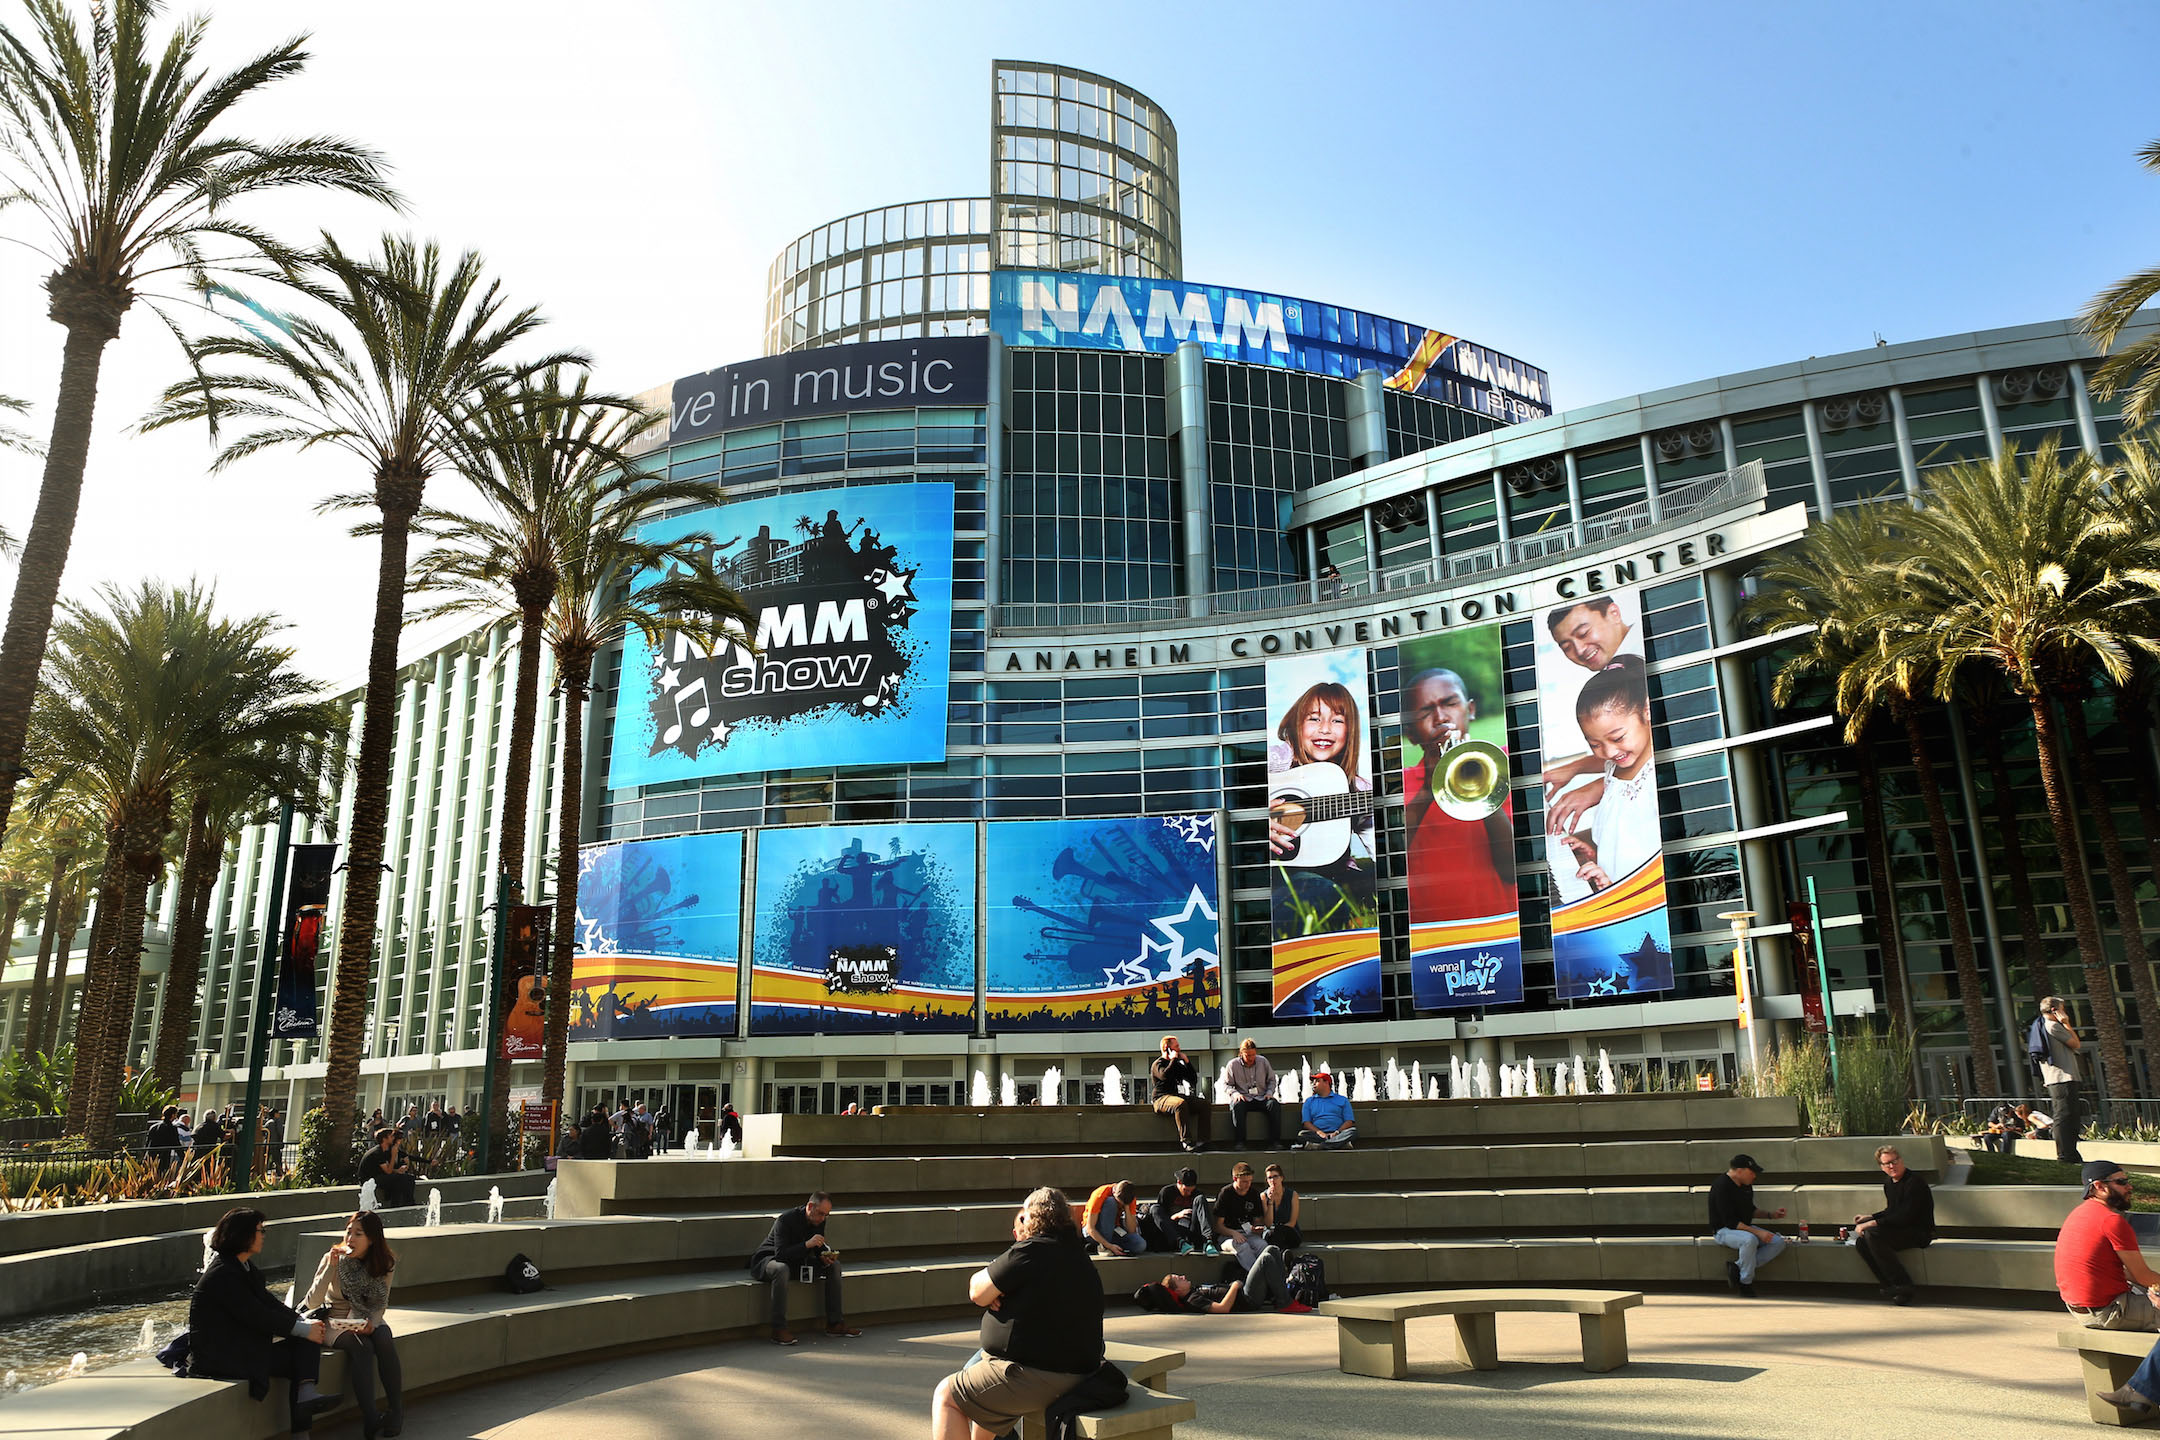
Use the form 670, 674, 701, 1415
1265, 648, 1382, 1018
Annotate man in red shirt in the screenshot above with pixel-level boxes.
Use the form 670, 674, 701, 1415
2056, 1160, 2160, 1330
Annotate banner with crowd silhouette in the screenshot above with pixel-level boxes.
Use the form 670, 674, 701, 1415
1533, 585, 1675, 999
607, 482, 955, 787
1265, 648, 1382, 1018
750, 822, 977, 1033
1397, 625, 1523, 1009
569, 832, 743, 1039
984, 814, 1222, 1032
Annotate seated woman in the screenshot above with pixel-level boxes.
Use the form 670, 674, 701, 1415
190, 1206, 338, 1436
1132, 1246, 1312, 1314
1260, 1163, 1302, 1250
305, 1210, 404, 1438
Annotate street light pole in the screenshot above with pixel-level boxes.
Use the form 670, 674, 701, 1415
1720, 909, 1760, 1079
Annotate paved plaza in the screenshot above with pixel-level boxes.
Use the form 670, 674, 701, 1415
379, 1287, 2101, 1439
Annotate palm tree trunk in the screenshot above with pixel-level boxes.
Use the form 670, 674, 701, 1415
1898, 699, 2002, 1095
1, 889, 25, 963
64, 864, 125, 1134
1975, 711, 2053, 999
82, 841, 158, 1149
323, 476, 424, 1162
2029, 692, 2136, 1096
0, 290, 128, 845
2061, 696, 2160, 1089
484, 602, 547, 1167
542, 657, 592, 1113
37, 879, 84, 1059
24, 864, 65, 1055
1854, 741, 1910, 1026
152, 800, 216, 1089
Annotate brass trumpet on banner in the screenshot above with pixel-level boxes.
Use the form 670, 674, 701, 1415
1431, 735, 1508, 822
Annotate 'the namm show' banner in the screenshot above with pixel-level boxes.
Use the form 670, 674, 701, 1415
1398, 625, 1523, 1010
1533, 585, 1675, 1000
608, 483, 954, 785
1265, 648, 1382, 1019
751, 822, 977, 1034
985, 815, 1222, 1032
570, 832, 742, 1040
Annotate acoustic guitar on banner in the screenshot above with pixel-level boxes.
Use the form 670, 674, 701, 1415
1268, 763, 1376, 869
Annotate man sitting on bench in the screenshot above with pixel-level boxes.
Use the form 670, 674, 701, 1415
1140, 1167, 1211, 1254
2057, 1160, 2160, 1331
1709, 1153, 1787, 1298
1082, 1180, 1145, 1256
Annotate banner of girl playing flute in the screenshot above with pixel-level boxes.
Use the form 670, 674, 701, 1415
1264, 581, 1674, 1019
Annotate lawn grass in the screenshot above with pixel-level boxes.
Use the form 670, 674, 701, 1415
1965, 1147, 2160, 1209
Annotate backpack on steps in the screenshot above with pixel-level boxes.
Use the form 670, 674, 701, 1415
1285, 1253, 1327, 1308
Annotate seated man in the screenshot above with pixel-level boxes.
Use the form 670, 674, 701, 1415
1295, 1068, 1356, 1150
1150, 1035, 1210, 1154
1132, 1246, 1312, 1314
357, 1128, 417, 1209
1709, 1153, 1788, 1297
1849, 1144, 1934, 1305
748, 1190, 860, 1346
1214, 1161, 1266, 1264
2057, 1160, 2160, 1331
1140, 1167, 1211, 1254
1223, 1038, 1281, 1150
1980, 1102, 2024, 1153
1082, 1180, 1145, 1256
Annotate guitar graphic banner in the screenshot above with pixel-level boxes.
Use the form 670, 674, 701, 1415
1398, 625, 1523, 1009
1533, 584, 1675, 1000
570, 831, 743, 1040
1265, 648, 1381, 1018
985, 814, 1222, 1032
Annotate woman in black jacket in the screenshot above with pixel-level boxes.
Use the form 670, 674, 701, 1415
189, 1207, 339, 1435
578, 1106, 615, 1159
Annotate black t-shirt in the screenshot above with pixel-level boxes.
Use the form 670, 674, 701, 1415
1707, 1174, 1756, 1234
1217, 1183, 1265, 1234
1155, 1183, 1201, 1222
1184, 1282, 1246, 1313
981, 1235, 1104, 1375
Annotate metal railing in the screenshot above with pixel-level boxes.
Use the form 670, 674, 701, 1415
1914, 1094, 2160, 1138
992, 460, 1766, 634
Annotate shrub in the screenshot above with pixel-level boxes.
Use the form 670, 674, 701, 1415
295, 1106, 363, 1186
1834, 1022, 1916, 1137
1745, 1032, 1838, 1134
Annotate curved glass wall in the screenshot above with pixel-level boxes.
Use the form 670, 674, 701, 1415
992, 61, 1180, 278
764, 198, 993, 354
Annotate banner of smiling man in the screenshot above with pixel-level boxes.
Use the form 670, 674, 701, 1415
1265, 647, 1381, 1018
1534, 585, 1675, 1000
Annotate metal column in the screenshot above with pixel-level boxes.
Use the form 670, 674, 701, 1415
1976, 376, 2004, 462
1945, 707, 2028, 1096
1171, 341, 1212, 611
2069, 361, 2103, 457
1800, 400, 1833, 519
1887, 386, 1922, 503
1638, 434, 1665, 523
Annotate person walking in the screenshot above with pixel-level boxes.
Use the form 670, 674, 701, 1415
748, 1191, 859, 1346
189, 1207, 339, 1435
1223, 1039, 1281, 1150
2038, 996, 2086, 1164
1149, 1035, 1210, 1153
305, 1210, 405, 1438
263, 1109, 287, 1177
932, 1187, 1105, 1440
1848, 1145, 1934, 1305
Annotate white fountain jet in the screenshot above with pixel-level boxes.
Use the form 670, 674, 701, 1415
1000, 1073, 1019, 1107
1103, 1064, 1125, 1107
486, 1186, 504, 1224
425, 1188, 442, 1228
1041, 1066, 1062, 1105
971, 1070, 993, 1107
1474, 1058, 1492, 1099
1574, 1054, 1589, 1097
357, 1178, 378, 1213
545, 1178, 558, 1219
1598, 1048, 1617, 1096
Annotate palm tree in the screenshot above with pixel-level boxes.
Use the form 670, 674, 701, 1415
405, 369, 689, 1160
536, 450, 749, 1111
2082, 136, 2160, 429
24, 581, 340, 1145
24, 803, 98, 1057
1959, 672, 2055, 1001
0, 0, 394, 846
1747, 504, 1998, 1093
142, 235, 572, 1154
1897, 440, 2160, 1100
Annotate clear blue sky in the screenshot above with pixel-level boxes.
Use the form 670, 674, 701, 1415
1, 0, 2156, 680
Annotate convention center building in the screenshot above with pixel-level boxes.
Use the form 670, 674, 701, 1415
4, 61, 2154, 1129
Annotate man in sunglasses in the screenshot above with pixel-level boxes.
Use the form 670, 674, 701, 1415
2057, 1160, 2160, 1332
1847, 1145, 1934, 1306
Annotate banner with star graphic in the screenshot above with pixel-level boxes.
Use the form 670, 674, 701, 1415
985, 814, 1223, 1032
750, 822, 977, 1034
606, 482, 955, 786
569, 831, 743, 1039
1534, 583, 1674, 1001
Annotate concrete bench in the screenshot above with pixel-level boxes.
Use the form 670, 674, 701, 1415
1015, 1343, 1189, 1440
2057, 1325, 2160, 1426
1319, 1288, 1645, 1378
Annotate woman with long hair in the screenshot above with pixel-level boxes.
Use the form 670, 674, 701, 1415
304, 1209, 403, 1437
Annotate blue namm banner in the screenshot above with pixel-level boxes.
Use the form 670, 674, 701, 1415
608, 483, 954, 786
985, 815, 1222, 1032
570, 832, 743, 1040
751, 822, 977, 1034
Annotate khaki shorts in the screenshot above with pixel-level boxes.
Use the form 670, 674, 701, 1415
947, 1356, 1090, 1429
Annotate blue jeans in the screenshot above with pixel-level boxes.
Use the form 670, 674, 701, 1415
1301, 1125, 1357, 1149
1715, 1227, 1787, 1283
1098, 1221, 1146, 1255
2126, 1335, 2160, 1402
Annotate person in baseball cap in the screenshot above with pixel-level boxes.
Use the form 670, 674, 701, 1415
1295, 1067, 1356, 1150
2059, 1157, 2160, 1356
1709, 1153, 1788, 1297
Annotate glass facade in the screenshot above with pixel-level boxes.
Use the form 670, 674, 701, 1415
992, 61, 1179, 279
764, 198, 993, 354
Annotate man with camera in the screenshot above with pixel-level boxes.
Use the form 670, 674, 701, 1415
749, 1190, 861, 1346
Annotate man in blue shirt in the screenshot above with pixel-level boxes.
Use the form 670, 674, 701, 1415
1295, 1069, 1356, 1150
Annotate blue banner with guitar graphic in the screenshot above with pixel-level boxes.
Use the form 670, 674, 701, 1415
1265, 648, 1382, 1018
